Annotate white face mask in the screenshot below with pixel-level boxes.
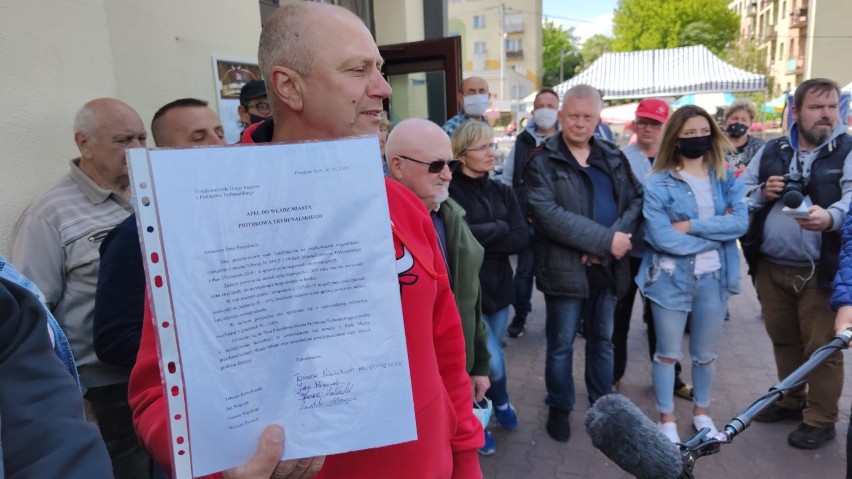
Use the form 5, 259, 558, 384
533, 108, 558, 130
463, 94, 489, 117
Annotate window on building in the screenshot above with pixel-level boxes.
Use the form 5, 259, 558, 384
505, 38, 523, 59
510, 84, 527, 100
504, 12, 523, 33
781, 0, 786, 18
473, 15, 486, 29
474, 42, 487, 54
778, 42, 784, 61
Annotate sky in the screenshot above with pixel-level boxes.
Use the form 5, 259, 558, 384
542, 0, 618, 43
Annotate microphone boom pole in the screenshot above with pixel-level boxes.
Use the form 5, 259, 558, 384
676, 329, 852, 479
724, 329, 852, 438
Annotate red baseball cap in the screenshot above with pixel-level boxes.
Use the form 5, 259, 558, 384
635, 98, 670, 123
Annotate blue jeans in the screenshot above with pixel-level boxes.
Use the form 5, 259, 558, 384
512, 225, 535, 317
650, 272, 727, 413
484, 306, 511, 406
544, 288, 615, 412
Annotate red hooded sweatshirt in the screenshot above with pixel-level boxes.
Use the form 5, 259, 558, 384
128, 178, 482, 479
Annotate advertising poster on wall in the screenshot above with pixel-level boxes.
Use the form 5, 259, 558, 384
212, 57, 263, 144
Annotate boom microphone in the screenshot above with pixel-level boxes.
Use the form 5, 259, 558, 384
585, 394, 683, 479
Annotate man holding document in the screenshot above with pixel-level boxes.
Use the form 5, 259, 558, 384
128, 3, 482, 479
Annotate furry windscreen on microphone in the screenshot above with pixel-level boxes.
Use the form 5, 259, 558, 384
585, 394, 683, 479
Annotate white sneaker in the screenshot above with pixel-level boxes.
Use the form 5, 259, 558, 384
692, 414, 718, 438
658, 421, 680, 443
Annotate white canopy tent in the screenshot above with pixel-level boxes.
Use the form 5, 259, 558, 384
553, 45, 767, 100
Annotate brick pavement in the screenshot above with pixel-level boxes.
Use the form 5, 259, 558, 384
481, 256, 852, 478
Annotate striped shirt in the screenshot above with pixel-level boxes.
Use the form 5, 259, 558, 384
441, 111, 489, 137
13, 159, 133, 388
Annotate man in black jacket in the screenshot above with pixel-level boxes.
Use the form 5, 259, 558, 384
525, 85, 643, 442
501, 88, 560, 338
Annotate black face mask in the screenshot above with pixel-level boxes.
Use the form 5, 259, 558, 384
677, 135, 712, 159
725, 122, 749, 138
248, 114, 267, 125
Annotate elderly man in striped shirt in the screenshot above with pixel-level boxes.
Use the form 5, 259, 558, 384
12, 98, 152, 478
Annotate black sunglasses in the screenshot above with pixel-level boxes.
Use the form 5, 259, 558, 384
398, 155, 460, 174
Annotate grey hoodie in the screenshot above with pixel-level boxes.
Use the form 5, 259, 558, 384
742, 121, 852, 266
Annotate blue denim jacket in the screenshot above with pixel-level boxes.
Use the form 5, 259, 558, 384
0, 255, 79, 385
636, 168, 748, 311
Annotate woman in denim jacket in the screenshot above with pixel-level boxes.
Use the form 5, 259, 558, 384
636, 105, 748, 443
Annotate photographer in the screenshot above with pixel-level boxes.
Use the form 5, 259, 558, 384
741, 78, 852, 450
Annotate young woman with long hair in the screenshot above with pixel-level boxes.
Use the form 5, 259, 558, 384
636, 105, 748, 443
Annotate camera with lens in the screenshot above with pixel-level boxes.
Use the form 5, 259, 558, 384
782, 172, 806, 208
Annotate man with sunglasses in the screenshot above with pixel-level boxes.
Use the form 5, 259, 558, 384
386, 117, 492, 416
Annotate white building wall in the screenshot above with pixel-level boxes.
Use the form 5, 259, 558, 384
0, 0, 260, 256
806, 0, 852, 85
374, 0, 426, 45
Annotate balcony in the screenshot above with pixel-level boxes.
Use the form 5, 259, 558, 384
763, 24, 777, 40
747, 1, 758, 16
786, 56, 805, 74
505, 50, 523, 60
789, 8, 808, 29
503, 13, 523, 33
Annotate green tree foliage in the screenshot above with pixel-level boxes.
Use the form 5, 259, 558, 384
542, 21, 582, 88
611, 0, 739, 54
723, 37, 776, 115
722, 37, 769, 76
578, 34, 613, 72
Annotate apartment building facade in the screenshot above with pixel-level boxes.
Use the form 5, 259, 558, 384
730, 0, 852, 95
448, 0, 543, 111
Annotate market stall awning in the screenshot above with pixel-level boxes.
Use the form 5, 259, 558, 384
600, 102, 640, 124
672, 93, 736, 111
553, 45, 767, 100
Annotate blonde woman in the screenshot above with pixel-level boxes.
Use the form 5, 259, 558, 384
636, 105, 748, 443
450, 120, 529, 455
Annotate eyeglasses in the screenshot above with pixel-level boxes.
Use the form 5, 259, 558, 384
398, 155, 460, 173
244, 101, 271, 115
464, 142, 498, 153
635, 119, 663, 129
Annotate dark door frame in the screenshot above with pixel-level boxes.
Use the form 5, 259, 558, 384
379, 36, 462, 119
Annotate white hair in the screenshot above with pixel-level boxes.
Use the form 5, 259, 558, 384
73, 103, 100, 136
563, 84, 603, 111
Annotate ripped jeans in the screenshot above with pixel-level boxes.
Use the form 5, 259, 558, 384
650, 271, 726, 414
